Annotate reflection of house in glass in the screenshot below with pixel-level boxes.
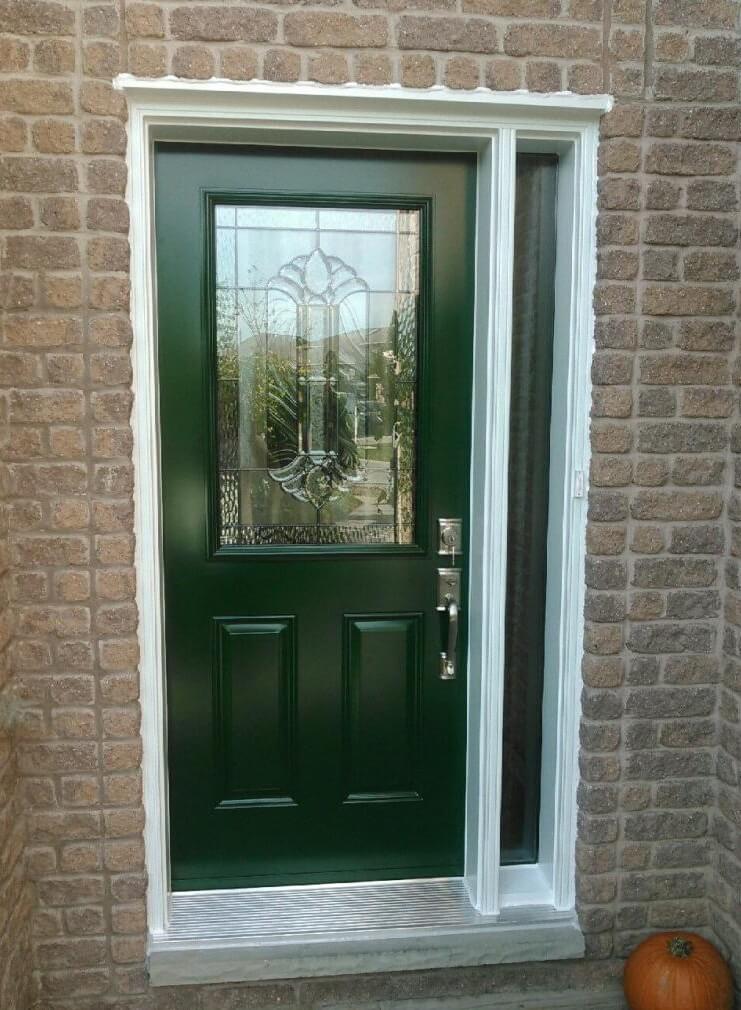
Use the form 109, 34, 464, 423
214, 205, 419, 547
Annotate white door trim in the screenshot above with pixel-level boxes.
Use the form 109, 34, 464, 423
117, 76, 609, 967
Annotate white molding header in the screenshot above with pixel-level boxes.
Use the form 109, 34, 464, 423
115, 76, 612, 134
122, 75, 602, 979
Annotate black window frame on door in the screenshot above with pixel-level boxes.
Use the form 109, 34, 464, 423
203, 191, 434, 561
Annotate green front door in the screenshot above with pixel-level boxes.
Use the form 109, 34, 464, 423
155, 144, 476, 890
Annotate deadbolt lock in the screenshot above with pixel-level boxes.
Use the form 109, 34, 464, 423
438, 518, 463, 559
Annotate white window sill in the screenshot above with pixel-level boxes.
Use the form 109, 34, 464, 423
148, 878, 583, 986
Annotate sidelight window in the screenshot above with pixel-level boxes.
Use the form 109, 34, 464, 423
501, 154, 558, 865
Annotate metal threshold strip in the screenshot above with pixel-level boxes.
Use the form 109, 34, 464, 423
149, 878, 584, 986
167, 877, 485, 943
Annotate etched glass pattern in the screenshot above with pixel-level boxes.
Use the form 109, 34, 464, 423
214, 205, 419, 547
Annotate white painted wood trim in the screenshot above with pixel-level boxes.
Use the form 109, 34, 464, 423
551, 125, 598, 911
514, 129, 598, 913
465, 127, 516, 917
116, 76, 611, 110
127, 99, 170, 935
114, 77, 610, 140
120, 76, 607, 967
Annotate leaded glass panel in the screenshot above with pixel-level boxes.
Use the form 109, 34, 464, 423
214, 205, 420, 547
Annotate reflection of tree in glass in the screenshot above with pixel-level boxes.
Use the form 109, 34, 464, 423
216, 268, 415, 540
215, 288, 239, 474
234, 286, 359, 487
386, 306, 416, 539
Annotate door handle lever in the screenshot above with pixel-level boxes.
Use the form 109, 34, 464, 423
436, 568, 461, 680
440, 597, 458, 680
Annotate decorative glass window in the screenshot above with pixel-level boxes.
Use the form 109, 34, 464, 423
214, 205, 420, 548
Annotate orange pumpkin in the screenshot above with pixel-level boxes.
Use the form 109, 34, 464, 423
624, 932, 734, 1010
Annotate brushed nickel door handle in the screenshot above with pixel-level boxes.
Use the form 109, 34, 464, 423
440, 597, 459, 680
437, 568, 461, 680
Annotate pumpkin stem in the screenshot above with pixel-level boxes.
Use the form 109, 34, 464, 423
667, 937, 693, 959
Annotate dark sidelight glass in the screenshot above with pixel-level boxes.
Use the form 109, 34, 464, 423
500, 153, 558, 864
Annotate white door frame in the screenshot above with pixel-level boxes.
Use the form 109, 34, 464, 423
117, 76, 610, 961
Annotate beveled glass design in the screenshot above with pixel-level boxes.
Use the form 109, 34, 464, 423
214, 205, 419, 547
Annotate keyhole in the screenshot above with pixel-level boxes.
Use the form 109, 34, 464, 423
443, 528, 457, 565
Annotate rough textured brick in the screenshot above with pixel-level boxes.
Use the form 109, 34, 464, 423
642, 249, 678, 281
465, 0, 559, 10
0, 80, 73, 114
128, 42, 167, 77
309, 52, 350, 84
0, 197, 34, 231
170, 6, 278, 43
679, 108, 741, 141
482, 59, 520, 90
173, 46, 216, 79
32, 119, 76, 154
638, 422, 726, 454
633, 559, 717, 589
642, 287, 735, 317
0, 0, 75, 36
654, 0, 736, 28
445, 55, 481, 89
286, 13, 387, 47
401, 54, 437, 87
645, 178, 680, 209
0, 157, 78, 193
80, 82, 126, 119
693, 35, 738, 66
0, 38, 31, 72
125, 3, 165, 38
398, 17, 497, 52
504, 23, 600, 58
654, 67, 737, 102
631, 490, 723, 521
353, 53, 393, 86
83, 4, 120, 38
4, 237, 80, 272
83, 41, 121, 77
640, 355, 729, 386
679, 320, 736, 352
645, 214, 738, 248
0, 0, 738, 1002
645, 142, 736, 175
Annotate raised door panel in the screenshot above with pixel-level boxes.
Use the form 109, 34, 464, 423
343, 614, 422, 804
214, 617, 296, 807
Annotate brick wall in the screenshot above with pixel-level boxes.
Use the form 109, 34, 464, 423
718, 443, 741, 972
0, 0, 739, 1007
0, 387, 33, 1010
